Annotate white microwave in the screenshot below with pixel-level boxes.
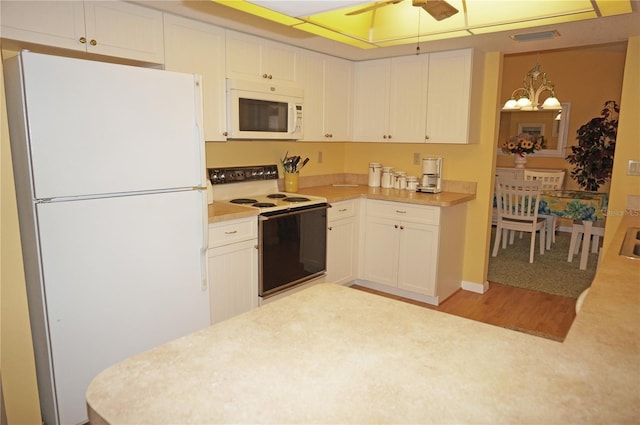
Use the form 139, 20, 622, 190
226, 79, 303, 140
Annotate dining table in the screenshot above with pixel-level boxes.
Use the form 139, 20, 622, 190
539, 189, 608, 270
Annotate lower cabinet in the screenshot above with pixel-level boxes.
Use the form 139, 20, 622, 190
326, 199, 359, 285
207, 217, 258, 324
359, 199, 466, 305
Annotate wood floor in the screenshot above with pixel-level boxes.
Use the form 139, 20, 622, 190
352, 282, 577, 341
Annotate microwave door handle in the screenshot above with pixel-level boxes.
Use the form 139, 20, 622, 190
289, 103, 296, 134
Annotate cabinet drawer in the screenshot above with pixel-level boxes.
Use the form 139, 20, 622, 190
209, 217, 257, 248
328, 200, 357, 221
366, 199, 440, 225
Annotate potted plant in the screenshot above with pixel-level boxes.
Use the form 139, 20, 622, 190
566, 101, 619, 191
501, 132, 545, 168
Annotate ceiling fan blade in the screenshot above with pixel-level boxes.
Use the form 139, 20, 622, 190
413, 0, 459, 21
346, 0, 403, 16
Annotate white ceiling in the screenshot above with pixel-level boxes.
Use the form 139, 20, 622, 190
135, 0, 640, 60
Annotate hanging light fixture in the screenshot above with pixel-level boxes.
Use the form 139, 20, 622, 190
502, 59, 562, 111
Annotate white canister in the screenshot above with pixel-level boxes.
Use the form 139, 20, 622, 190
381, 166, 394, 188
368, 162, 382, 187
394, 171, 407, 189
406, 176, 418, 191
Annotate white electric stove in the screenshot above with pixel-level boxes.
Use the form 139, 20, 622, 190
208, 164, 327, 214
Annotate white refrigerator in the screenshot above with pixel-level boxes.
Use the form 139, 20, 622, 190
4, 51, 211, 425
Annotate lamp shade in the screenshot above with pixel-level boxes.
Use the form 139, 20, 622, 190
502, 98, 519, 110
541, 96, 562, 110
516, 96, 532, 109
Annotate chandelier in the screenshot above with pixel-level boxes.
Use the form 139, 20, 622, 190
502, 61, 562, 111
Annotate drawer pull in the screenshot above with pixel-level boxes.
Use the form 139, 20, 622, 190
224, 230, 238, 235
339, 208, 347, 212
395, 210, 407, 214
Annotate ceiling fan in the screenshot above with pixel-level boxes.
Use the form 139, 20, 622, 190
346, 0, 459, 21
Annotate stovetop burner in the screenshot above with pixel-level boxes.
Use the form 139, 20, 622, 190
208, 165, 327, 213
283, 197, 310, 202
230, 198, 258, 204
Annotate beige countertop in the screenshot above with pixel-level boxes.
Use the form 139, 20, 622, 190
207, 202, 257, 224
298, 184, 476, 207
87, 214, 639, 424
208, 185, 476, 224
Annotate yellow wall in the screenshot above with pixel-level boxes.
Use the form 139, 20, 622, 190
496, 47, 627, 189
603, 36, 640, 254
205, 141, 346, 175
0, 52, 43, 424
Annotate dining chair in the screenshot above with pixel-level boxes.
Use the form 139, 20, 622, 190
523, 169, 566, 248
493, 178, 546, 263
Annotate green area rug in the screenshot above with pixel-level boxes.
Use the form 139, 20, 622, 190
488, 227, 597, 298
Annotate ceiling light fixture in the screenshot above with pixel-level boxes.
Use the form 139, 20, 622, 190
502, 60, 561, 111
510, 30, 560, 42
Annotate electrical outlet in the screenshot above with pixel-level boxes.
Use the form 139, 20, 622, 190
318, 151, 323, 164
628, 160, 640, 176
413, 152, 421, 165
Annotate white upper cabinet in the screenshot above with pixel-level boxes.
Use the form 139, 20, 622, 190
425, 48, 475, 144
163, 15, 227, 141
353, 58, 390, 141
225, 30, 298, 85
298, 51, 352, 141
353, 55, 428, 142
1, 1, 164, 64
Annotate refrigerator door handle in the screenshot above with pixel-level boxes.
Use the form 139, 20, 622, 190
199, 187, 209, 292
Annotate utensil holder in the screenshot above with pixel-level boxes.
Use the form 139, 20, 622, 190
284, 172, 299, 192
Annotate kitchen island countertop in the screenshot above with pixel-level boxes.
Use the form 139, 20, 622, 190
87, 214, 639, 424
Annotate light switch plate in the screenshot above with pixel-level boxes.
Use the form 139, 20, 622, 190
628, 160, 640, 176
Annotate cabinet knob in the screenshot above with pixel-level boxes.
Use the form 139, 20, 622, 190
90, 39, 97, 46
383, 135, 387, 139
328, 226, 333, 231
268, 74, 273, 79
388, 134, 392, 139
394, 224, 399, 229
262, 73, 268, 79
400, 226, 404, 230
223, 131, 228, 136
425, 135, 430, 140
79, 37, 87, 44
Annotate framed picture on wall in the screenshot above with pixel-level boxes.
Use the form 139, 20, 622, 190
517, 123, 545, 137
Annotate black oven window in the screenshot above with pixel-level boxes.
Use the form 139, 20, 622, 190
261, 208, 326, 296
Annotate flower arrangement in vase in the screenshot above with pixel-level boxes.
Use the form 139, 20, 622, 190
501, 132, 545, 168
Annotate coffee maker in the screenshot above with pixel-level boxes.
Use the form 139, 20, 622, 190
416, 157, 443, 194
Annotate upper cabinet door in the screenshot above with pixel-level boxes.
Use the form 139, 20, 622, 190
225, 31, 298, 85
164, 15, 227, 141
352, 59, 390, 142
323, 55, 353, 141
298, 51, 353, 141
425, 48, 473, 144
83, 2, 164, 63
0, 1, 164, 64
388, 55, 428, 143
0, 1, 86, 51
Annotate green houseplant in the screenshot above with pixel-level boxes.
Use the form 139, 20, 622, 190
566, 100, 619, 191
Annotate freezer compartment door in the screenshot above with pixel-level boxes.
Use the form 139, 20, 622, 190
36, 190, 209, 425
19, 52, 204, 199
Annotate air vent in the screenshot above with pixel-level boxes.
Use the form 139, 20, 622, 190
510, 30, 560, 42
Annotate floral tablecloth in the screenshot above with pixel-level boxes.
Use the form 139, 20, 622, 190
539, 190, 608, 221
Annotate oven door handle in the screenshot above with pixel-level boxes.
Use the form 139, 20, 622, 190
258, 203, 328, 221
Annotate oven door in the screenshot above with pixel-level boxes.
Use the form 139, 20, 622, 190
258, 203, 328, 298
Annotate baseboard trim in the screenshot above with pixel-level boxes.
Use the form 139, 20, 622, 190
461, 280, 489, 294
351, 279, 440, 306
